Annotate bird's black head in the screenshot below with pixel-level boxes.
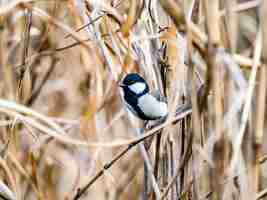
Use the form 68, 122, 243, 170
122, 73, 146, 86
120, 73, 149, 96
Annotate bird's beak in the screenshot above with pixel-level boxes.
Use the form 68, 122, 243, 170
119, 83, 125, 88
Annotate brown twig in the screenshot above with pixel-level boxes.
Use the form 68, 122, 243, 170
160, 128, 193, 200
73, 107, 192, 200
27, 56, 58, 105
73, 142, 138, 200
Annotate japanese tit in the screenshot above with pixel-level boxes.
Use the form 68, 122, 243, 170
119, 73, 168, 120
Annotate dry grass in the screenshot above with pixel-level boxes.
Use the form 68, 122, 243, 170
0, 0, 266, 200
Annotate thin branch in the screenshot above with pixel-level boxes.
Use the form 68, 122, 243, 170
73, 142, 137, 200
136, 129, 161, 200
73, 107, 192, 200
160, 129, 193, 200
27, 56, 58, 105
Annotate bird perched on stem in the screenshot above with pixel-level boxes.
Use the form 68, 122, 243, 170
119, 73, 168, 121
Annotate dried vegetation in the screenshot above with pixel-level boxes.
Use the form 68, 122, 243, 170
0, 0, 266, 200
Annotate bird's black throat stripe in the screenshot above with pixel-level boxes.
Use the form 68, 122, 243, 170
122, 87, 158, 120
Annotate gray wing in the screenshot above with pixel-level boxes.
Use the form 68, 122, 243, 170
150, 90, 192, 117
150, 90, 167, 103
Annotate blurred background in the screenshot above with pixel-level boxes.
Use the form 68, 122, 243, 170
0, 0, 267, 200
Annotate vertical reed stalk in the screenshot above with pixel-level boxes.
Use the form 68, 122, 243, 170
253, 1, 267, 196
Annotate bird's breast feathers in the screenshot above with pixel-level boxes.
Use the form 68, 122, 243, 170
138, 94, 168, 119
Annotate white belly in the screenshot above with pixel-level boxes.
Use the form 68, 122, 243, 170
138, 94, 168, 119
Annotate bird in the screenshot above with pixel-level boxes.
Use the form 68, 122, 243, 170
119, 73, 168, 121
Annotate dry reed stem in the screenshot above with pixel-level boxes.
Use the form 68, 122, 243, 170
230, 29, 262, 173
135, 129, 161, 200
0, 1, 266, 200
253, 0, 267, 195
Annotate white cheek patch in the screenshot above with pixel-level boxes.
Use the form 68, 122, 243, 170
138, 94, 168, 119
129, 82, 146, 94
